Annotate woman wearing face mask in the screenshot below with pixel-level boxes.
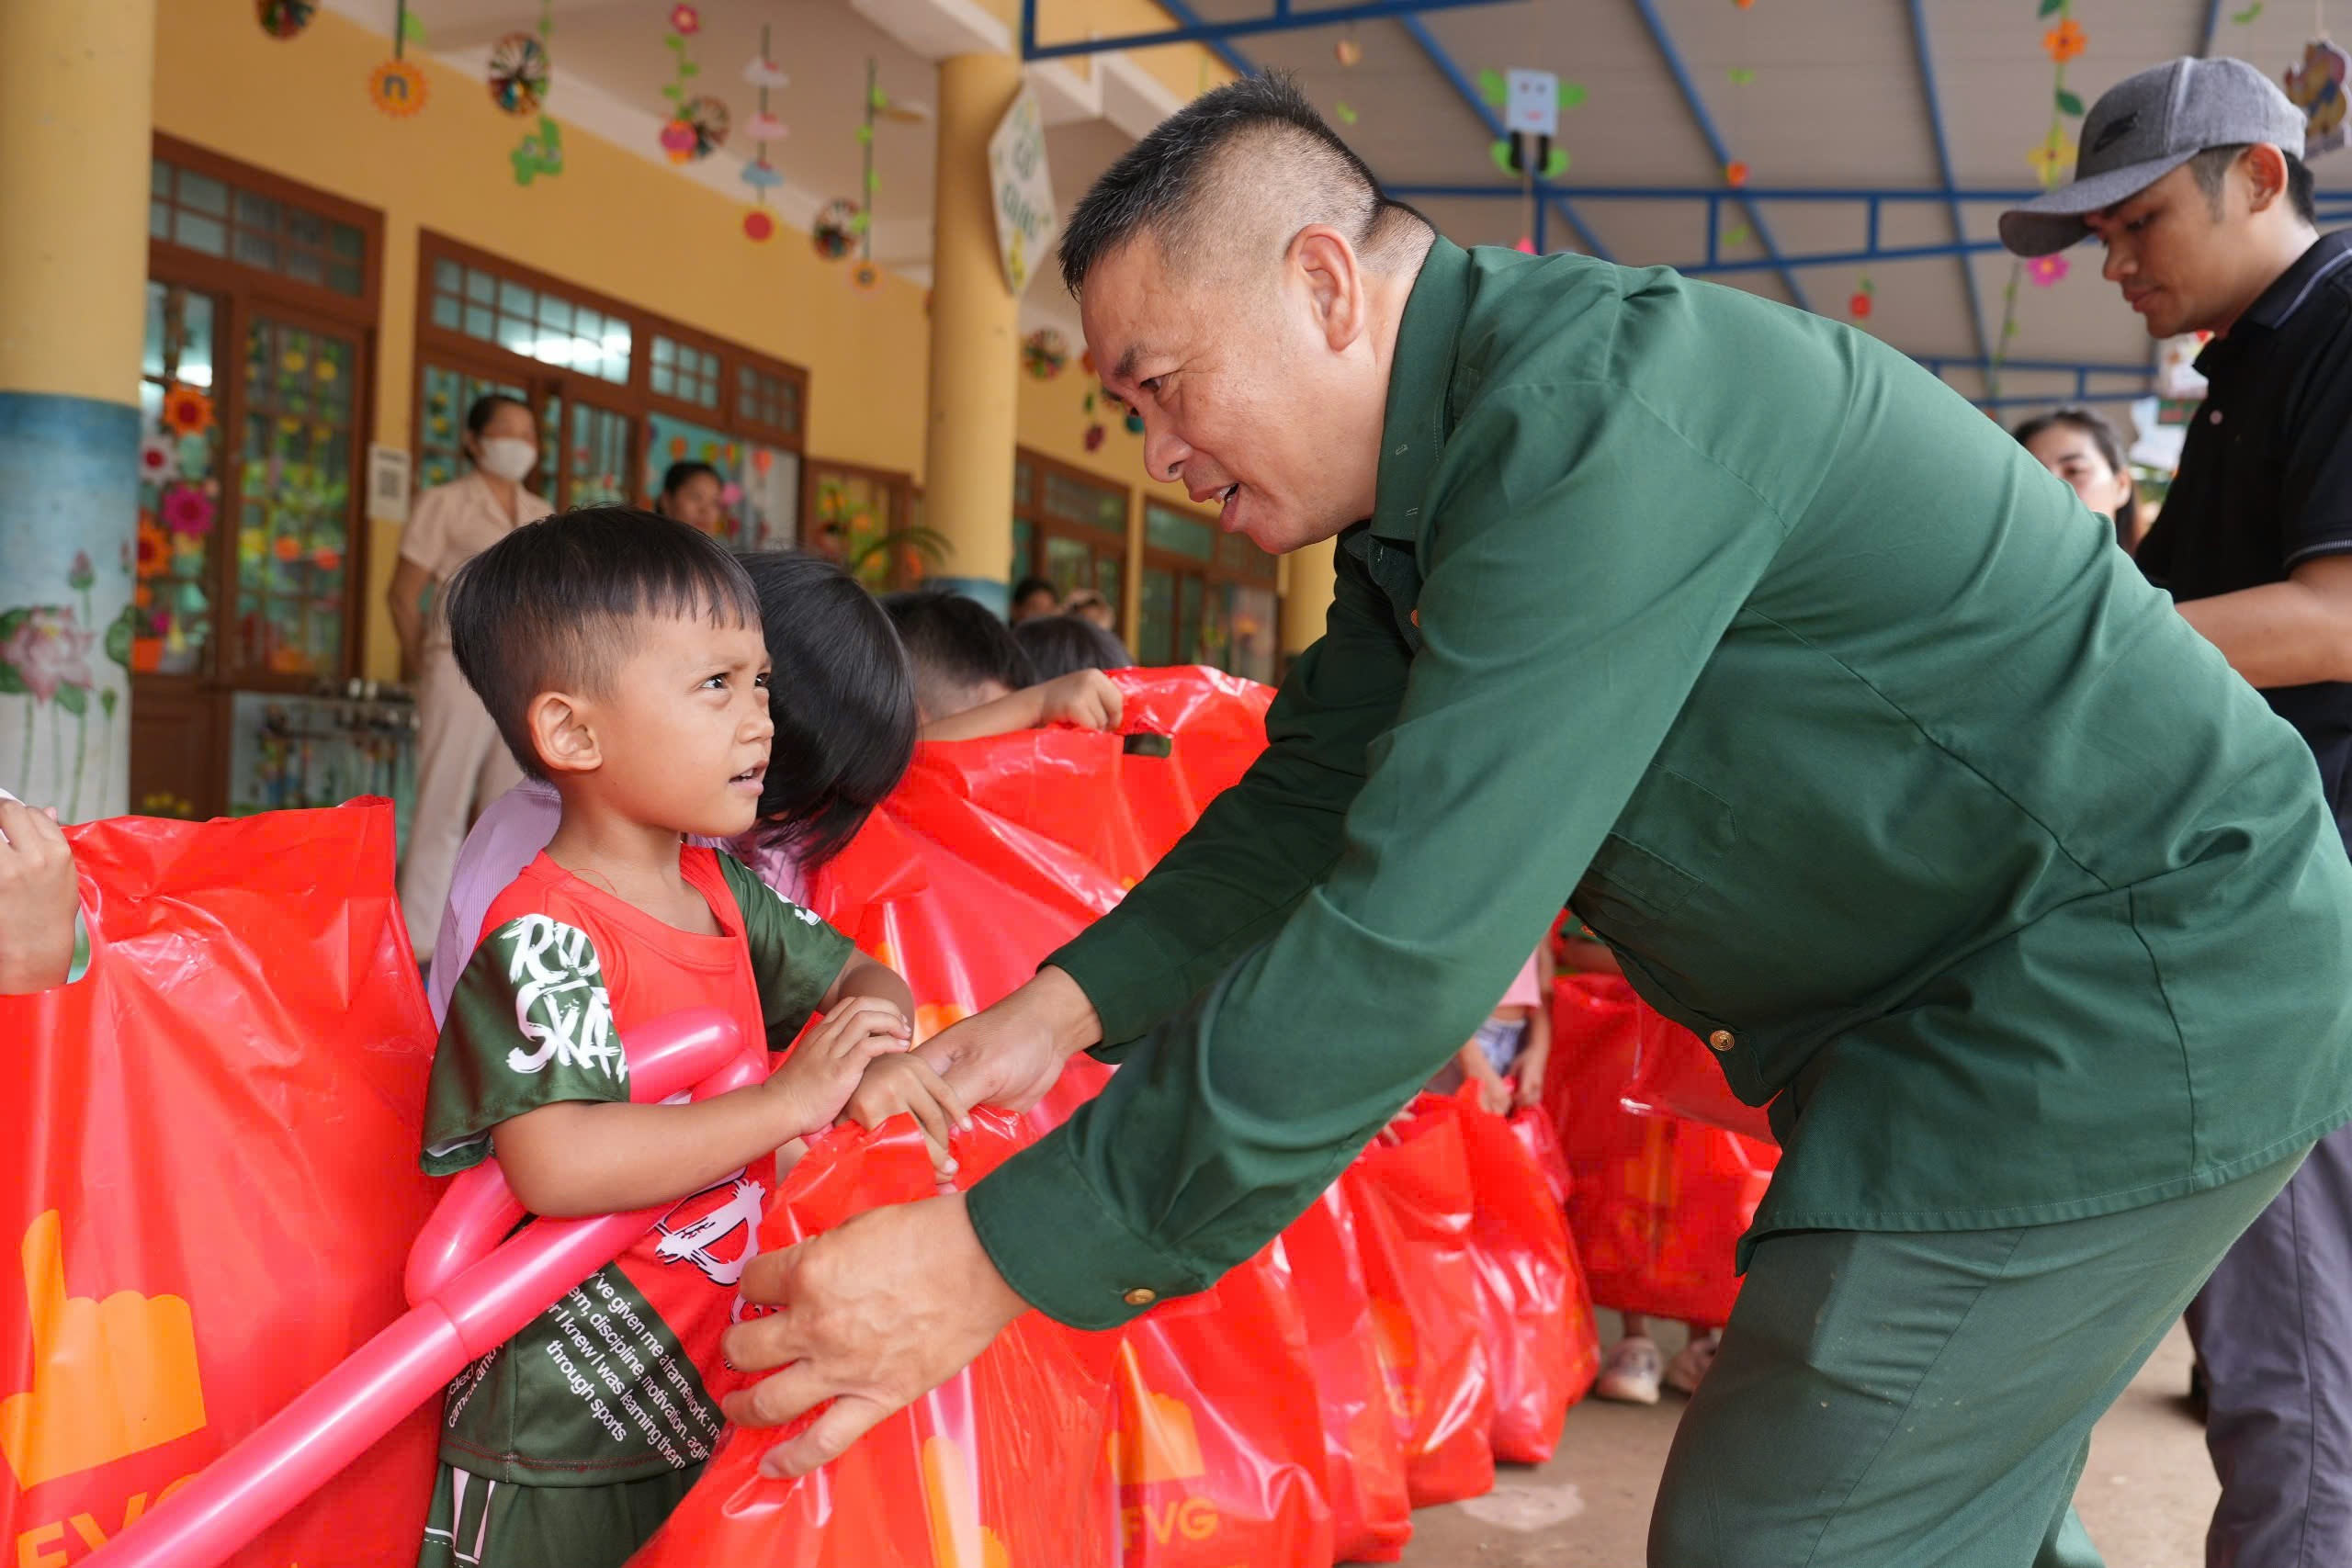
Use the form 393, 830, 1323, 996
2013, 406, 2143, 553
387, 393, 553, 964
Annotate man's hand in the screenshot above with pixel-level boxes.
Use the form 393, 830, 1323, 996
720, 1191, 1028, 1477
913, 966, 1102, 1113
0, 801, 78, 996
1034, 669, 1124, 731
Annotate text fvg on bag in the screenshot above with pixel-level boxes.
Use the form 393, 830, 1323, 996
2, 801, 440, 1567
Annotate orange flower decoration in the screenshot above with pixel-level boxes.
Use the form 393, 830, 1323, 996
1724, 160, 1750, 188
2043, 19, 2086, 63
160, 384, 214, 437
273, 535, 301, 562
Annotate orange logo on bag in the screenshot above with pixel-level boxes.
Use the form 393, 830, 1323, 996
1, 1211, 206, 1490
1104, 1347, 1205, 1485
920, 1434, 1012, 1568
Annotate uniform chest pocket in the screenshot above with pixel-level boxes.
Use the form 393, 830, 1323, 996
1572, 766, 1737, 934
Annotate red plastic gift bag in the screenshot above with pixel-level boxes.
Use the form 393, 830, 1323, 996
1453, 1091, 1600, 1463
1545, 976, 1778, 1328
1343, 1099, 1495, 1508
1622, 1005, 1777, 1145
0, 802, 439, 1566
1103, 668, 1274, 864
1276, 1192, 1413, 1562
1101, 1242, 1332, 1568
1510, 1106, 1572, 1210
631, 1112, 1118, 1568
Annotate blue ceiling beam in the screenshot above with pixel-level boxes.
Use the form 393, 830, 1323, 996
1392, 14, 1613, 262
1905, 0, 1997, 381
1385, 182, 2054, 202
1680, 236, 2013, 276
1627, 0, 1811, 311
1020, 0, 1521, 63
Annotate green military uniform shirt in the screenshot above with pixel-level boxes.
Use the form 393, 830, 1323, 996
964, 237, 2352, 1332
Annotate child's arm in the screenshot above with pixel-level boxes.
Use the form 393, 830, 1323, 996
917, 670, 1123, 741
1456, 1039, 1513, 1116
494, 996, 911, 1216
0, 800, 77, 995
819, 947, 915, 1021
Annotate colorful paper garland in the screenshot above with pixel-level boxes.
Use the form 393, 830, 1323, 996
488, 31, 549, 116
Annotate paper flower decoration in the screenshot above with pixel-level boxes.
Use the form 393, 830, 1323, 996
744, 110, 786, 141
669, 5, 701, 34
488, 32, 549, 116
744, 57, 788, 88
1724, 160, 1750, 187
1125, 410, 1145, 435
2028, 254, 2071, 287
813, 199, 860, 260
139, 433, 178, 482
314, 547, 343, 572
1022, 328, 1069, 381
742, 209, 775, 243
741, 158, 785, 190
161, 486, 215, 536
369, 59, 428, 118
161, 384, 215, 437
2028, 130, 2075, 181
663, 96, 729, 162
849, 259, 883, 292
1335, 37, 1363, 67
660, 119, 696, 157
1084, 423, 1107, 452
720, 481, 743, 506
273, 534, 302, 563
136, 520, 166, 573
2042, 19, 2086, 63
1514, 235, 1538, 254
256, 0, 314, 39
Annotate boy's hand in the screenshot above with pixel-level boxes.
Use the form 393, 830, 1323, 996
1513, 1049, 1548, 1111
842, 1055, 971, 1179
1475, 1075, 1513, 1117
1036, 670, 1123, 731
767, 997, 912, 1136
0, 801, 78, 996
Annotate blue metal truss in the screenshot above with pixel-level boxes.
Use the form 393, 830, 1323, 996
1392, 14, 1613, 263
1018, 0, 1520, 62
1627, 0, 1810, 310
1911, 355, 2154, 403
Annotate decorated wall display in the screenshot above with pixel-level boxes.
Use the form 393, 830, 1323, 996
256, 0, 314, 39
488, 30, 549, 115
367, 0, 428, 118
741, 26, 789, 240
2286, 38, 2349, 158
1022, 328, 1069, 380
507, 1, 561, 185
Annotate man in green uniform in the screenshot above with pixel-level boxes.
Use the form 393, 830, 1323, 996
723, 76, 2352, 1564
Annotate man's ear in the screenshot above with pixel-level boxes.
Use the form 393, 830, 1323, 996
2239, 142, 2291, 215
1291, 225, 1368, 353
529, 690, 601, 776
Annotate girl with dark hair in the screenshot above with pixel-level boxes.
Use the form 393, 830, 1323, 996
423, 548, 918, 1024
2013, 406, 2143, 551
657, 460, 727, 535
390, 392, 553, 961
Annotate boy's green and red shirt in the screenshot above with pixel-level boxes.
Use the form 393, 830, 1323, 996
421, 846, 854, 1486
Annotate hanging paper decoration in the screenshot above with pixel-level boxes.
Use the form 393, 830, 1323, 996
506, 1, 561, 185
2285, 39, 2350, 159
1124, 410, 1145, 435
160, 385, 215, 438
742, 209, 776, 243
739, 27, 788, 242
2027, 253, 2070, 287
368, 0, 427, 118
2233, 3, 2266, 20
1723, 222, 1752, 247
138, 434, 178, 482
1022, 328, 1069, 380
1989, 0, 2089, 400
488, 31, 549, 115
1335, 35, 1363, 67
1084, 424, 1107, 452
1724, 160, 1751, 186
1849, 276, 1875, 321
670, 4, 701, 32
813, 198, 862, 260
161, 488, 215, 536
256, 0, 314, 39
1727, 67, 1756, 85
849, 259, 883, 292
1479, 68, 1579, 179
664, 95, 729, 162
1335, 102, 1359, 125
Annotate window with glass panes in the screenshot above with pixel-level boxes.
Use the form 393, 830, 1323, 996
1139, 502, 1281, 682
413, 233, 808, 542
1011, 451, 1127, 616
133, 135, 384, 819
806, 461, 917, 592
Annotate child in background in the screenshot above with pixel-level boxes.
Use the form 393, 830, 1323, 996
0, 791, 80, 993
414, 510, 956, 1568
1013, 612, 1134, 681
1430, 942, 1553, 1115
882, 587, 1124, 739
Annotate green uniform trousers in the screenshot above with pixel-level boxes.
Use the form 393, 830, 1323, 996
416, 1461, 702, 1568
1649, 1151, 2307, 1567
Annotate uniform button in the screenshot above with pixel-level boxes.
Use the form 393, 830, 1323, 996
1123, 1287, 1158, 1307
1707, 1030, 1736, 1053
2210, 409, 2224, 425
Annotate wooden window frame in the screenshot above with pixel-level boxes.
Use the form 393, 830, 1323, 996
413, 231, 808, 516
1013, 446, 1129, 604
804, 457, 916, 586
1138, 500, 1282, 674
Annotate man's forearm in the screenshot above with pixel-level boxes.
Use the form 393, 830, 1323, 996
2176, 568, 2352, 689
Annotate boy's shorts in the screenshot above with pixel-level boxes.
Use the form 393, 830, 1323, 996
417, 1461, 703, 1568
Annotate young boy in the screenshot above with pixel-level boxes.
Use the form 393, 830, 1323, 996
880, 586, 1125, 738
416, 508, 924, 1568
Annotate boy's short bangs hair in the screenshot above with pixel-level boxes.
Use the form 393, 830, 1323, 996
444, 505, 761, 777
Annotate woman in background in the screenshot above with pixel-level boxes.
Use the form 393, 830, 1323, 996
2013, 406, 2143, 553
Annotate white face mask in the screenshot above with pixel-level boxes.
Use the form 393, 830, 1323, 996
474, 437, 537, 482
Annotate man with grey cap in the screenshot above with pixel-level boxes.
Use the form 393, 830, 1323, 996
2006, 54, 2352, 1568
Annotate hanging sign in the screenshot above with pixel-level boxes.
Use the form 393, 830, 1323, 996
988, 86, 1057, 297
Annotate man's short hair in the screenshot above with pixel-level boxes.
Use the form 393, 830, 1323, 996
880, 588, 1035, 719
444, 505, 761, 777
1057, 71, 1431, 297
2188, 142, 2318, 225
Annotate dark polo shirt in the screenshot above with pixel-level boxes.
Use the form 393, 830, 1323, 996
2138, 229, 2352, 843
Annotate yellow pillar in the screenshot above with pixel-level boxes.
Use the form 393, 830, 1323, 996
1122, 492, 1146, 650
1280, 536, 1339, 662
0, 0, 156, 820
923, 52, 1024, 614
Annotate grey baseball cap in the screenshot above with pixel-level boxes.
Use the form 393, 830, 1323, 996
1998, 56, 2310, 256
